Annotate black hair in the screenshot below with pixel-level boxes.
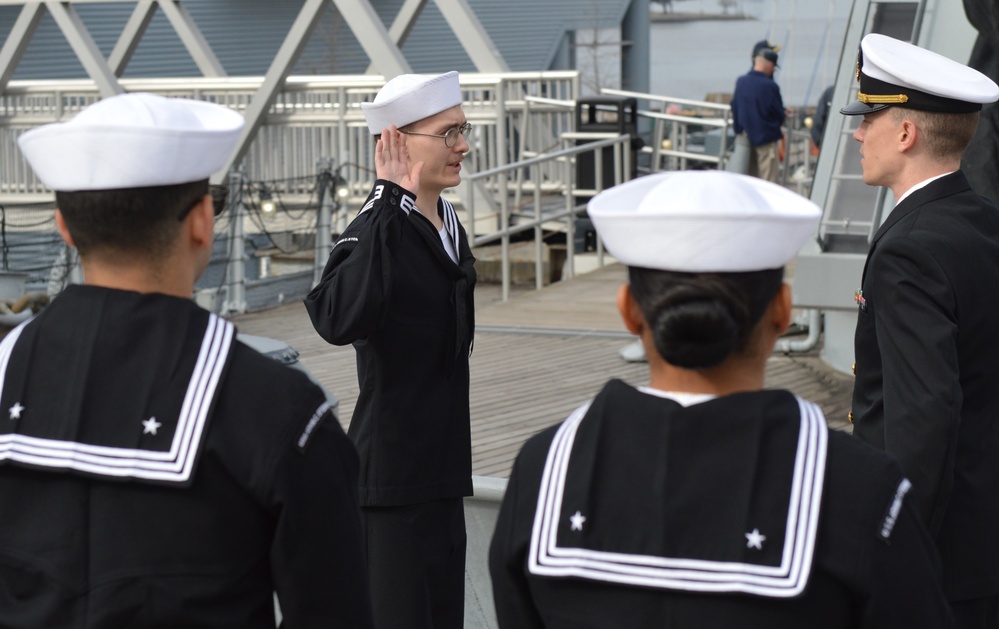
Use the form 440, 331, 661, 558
627, 266, 785, 369
56, 180, 208, 260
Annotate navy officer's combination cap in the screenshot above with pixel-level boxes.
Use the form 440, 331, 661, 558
841, 33, 999, 116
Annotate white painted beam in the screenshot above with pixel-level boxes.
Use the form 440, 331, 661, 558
45, 1, 123, 97
157, 0, 226, 77
434, 0, 509, 72
107, 0, 155, 76
363, 0, 426, 75
0, 2, 45, 91
332, 0, 411, 78
217, 0, 331, 178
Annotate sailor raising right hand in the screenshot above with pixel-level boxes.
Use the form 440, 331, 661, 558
305, 71, 477, 629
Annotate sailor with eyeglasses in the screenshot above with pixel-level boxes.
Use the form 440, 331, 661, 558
306, 71, 476, 629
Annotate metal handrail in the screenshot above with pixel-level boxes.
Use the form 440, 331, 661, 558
1, 74, 761, 315
466, 135, 631, 301
601, 87, 731, 113
0, 72, 580, 200
599, 87, 734, 172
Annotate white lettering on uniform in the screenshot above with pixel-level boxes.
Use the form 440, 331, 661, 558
880, 478, 912, 540
297, 401, 333, 451
331, 236, 358, 252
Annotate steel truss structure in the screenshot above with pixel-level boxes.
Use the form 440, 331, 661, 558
0, 0, 510, 172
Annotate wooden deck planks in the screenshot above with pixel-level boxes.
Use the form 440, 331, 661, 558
230, 263, 855, 480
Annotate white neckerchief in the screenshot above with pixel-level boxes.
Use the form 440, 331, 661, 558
440, 224, 458, 263
439, 197, 461, 262
638, 386, 717, 407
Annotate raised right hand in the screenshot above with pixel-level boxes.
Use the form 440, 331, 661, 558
375, 125, 423, 195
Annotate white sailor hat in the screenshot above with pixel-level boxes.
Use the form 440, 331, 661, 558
587, 171, 820, 273
361, 71, 461, 135
17, 92, 243, 191
841, 33, 999, 115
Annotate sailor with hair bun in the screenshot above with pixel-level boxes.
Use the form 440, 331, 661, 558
489, 170, 951, 628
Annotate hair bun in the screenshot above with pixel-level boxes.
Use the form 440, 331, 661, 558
650, 280, 750, 369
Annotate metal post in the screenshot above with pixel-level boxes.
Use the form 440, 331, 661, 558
500, 169, 510, 301
594, 146, 604, 195
533, 162, 543, 290
315, 160, 334, 286
223, 169, 247, 314
564, 144, 576, 280
513, 98, 529, 211
467, 166, 477, 243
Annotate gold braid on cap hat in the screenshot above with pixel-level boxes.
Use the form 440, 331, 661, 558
858, 92, 910, 104
854, 49, 909, 104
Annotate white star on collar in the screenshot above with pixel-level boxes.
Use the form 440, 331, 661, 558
9, 402, 24, 420
569, 511, 587, 531
745, 528, 766, 550
142, 417, 162, 436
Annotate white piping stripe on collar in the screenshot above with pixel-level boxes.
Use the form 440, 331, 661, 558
0, 314, 234, 483
441, 197, 460, 255
528, 397, 828, 597
358, 184, 460, 256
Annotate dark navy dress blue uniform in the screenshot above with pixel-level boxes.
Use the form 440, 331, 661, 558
852, 170, 999, 605
0, 286, 372, 628
490, 380, 951, 628
305, 180, 476, 508
305, 179, 476, 629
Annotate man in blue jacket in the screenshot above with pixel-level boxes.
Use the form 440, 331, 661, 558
731, 46, 786, 182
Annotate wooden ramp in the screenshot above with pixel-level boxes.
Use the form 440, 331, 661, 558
230, 263, 854, 479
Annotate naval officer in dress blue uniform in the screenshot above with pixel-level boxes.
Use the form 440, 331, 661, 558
842, 33, 999, 629
3, 93, 373, 628
489, 170, 951, 628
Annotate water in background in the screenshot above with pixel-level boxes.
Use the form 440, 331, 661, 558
649, 0, 853, 108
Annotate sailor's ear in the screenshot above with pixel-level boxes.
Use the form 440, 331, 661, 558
617, 284, 644, 336
184, 194, 215, 251
770, 282, 793, 334
54, 209, 76, 247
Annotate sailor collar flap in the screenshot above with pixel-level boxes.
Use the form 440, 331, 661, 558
528, 381, 828, 598
360, 180, 463, 264
0, 286, 235, 486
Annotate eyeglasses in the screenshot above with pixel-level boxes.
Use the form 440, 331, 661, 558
209, 184, 228, 217
399, 122, 471, 148
178, 184, 229, 220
